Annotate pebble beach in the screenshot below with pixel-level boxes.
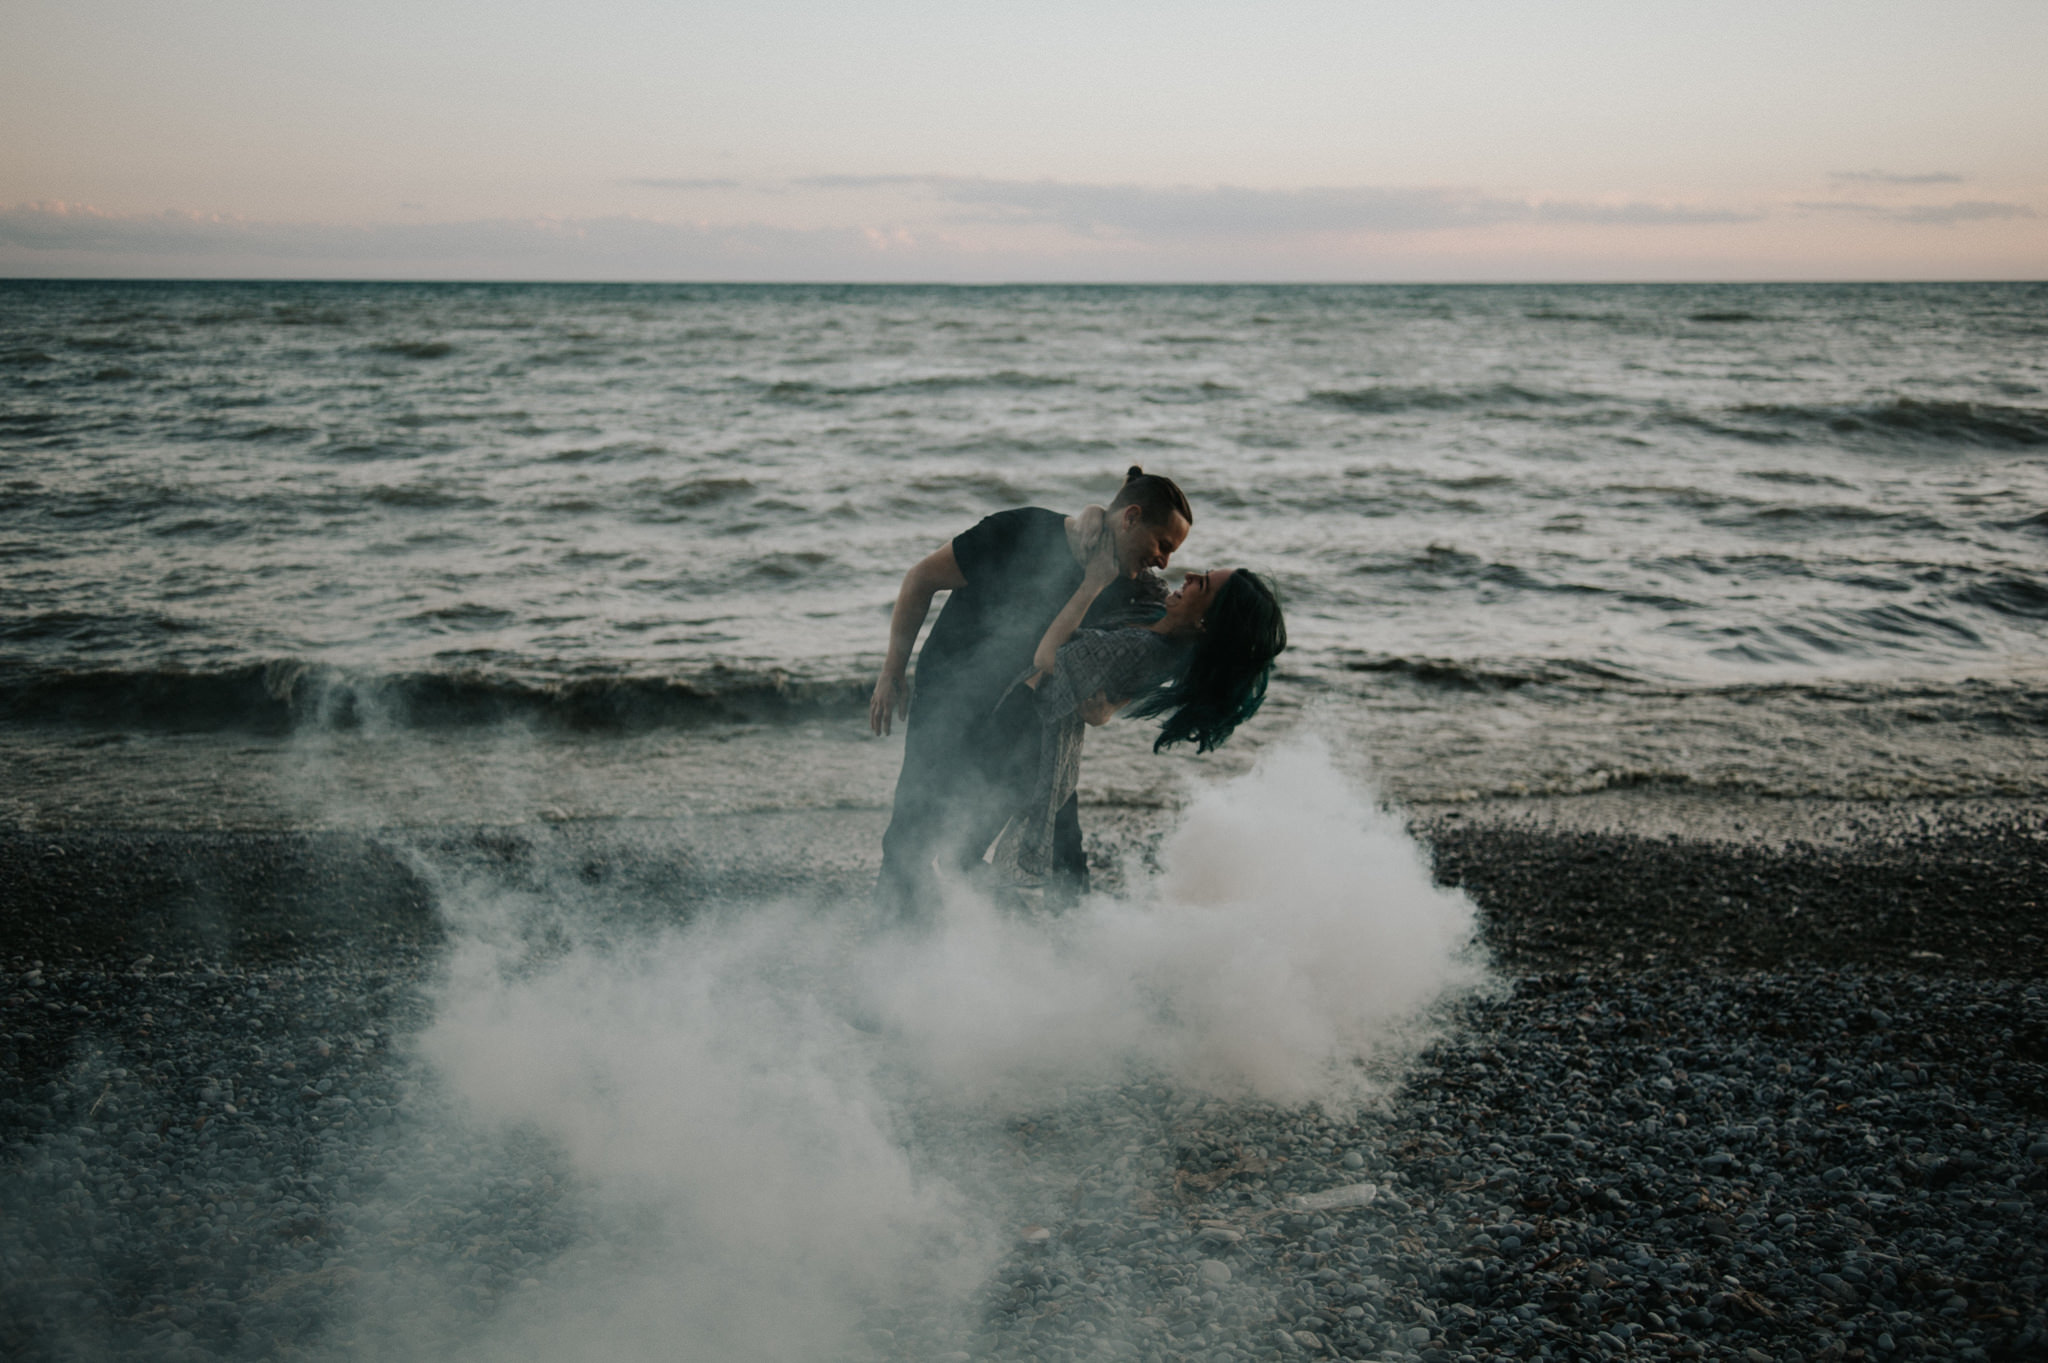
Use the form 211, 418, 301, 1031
3, 799, 2043, 1363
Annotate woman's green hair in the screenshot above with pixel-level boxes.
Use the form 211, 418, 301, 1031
1128, 569, 1286, 753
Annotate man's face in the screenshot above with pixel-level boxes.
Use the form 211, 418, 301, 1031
1114, 505, 1190, 576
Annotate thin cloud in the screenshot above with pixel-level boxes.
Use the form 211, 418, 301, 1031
797, 175, 1758, 236
1830, 170, 1965, 185
1796, 199, 2036, 226
1889, 201, 2037, 225
625, 178, 745, 190
0, 200, 881, 275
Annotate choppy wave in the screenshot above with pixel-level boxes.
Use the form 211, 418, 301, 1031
5, 280, 2046, 755
1957, 574, 2048, 619
364, 483, 493, 510
1309, 383, 1598, 414
758, 370, 1074, 404
0, 662, 869, 733
372, 339, 457, 360
1522, 308, 1620, 323
1732, 503, 1952, 534
1342, 656, 2048, 721
1342, 654, 1645, 690
657, 475, 756, 508
1714, 398, 2048, 448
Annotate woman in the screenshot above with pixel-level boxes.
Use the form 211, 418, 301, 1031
985, 535, 1287, 888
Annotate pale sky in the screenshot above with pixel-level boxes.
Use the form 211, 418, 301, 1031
3, 0, 2044, 281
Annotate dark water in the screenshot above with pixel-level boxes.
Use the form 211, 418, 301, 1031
3, 280, 2045, 816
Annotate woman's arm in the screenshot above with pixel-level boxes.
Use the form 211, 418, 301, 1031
869, 543, 967, 735
1034, 632, 1173, 733
1026, 532, 1118, 686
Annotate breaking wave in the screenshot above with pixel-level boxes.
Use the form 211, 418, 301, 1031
0, 661, 868, 733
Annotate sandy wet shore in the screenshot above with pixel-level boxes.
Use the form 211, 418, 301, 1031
2, 799, 2044, 1362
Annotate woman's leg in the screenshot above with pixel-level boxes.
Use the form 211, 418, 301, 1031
1048, 792, 1089, 905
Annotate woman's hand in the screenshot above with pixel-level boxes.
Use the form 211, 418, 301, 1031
869, 669, 909, 736
1081, 691, 1123, 727
1034, 518, 1122, 678
1075, 504, 1107, 552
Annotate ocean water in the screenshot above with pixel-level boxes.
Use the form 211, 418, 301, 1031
3, 279, 2046, 825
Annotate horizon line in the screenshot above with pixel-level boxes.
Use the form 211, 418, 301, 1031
4, 275, 2045, 288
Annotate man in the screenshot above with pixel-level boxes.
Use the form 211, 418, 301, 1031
869, 468, 1193, 918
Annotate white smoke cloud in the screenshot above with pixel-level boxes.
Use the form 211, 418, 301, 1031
356, 736, 1484, 1361
867, 738, 1484, 1106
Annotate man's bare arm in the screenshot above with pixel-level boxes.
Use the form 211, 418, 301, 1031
869, 543, 967, 736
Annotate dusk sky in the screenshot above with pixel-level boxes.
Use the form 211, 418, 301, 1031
4, 0, 2044, 281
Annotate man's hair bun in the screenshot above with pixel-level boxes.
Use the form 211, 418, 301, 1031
1108, 467, 1192, 528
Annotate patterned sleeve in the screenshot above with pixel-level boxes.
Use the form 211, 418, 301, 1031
1035, 630, 1168, 722
1082, 571, 1167, 628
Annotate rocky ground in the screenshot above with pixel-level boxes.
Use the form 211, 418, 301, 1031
2, 809, 2044, 1362
950, 965, 2046, 1363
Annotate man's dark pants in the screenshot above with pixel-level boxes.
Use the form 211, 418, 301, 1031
876, 690, 1088, 920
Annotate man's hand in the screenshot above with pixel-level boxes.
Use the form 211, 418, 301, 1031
870, 670, 909, 736
870, 544, 962, 738
1081, 691, 1123, 727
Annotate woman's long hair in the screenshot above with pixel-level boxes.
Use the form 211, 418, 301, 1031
1128, 569, 1286, 753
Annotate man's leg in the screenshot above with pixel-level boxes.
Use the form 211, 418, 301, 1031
875, 704, 975, 921
876, 810, 938, 922
877, 782, 946, 923
945, 686, 1042, 879
1047, 792, 1090, 905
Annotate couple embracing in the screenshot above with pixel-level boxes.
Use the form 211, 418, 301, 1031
870, 467, 1287, 918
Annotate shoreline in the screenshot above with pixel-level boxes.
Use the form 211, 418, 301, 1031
5, 793, 2042, 977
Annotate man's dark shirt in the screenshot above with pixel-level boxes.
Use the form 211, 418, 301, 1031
911, 508, 1160, 729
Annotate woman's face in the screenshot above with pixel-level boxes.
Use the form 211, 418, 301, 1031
1159, 567, 1235, 635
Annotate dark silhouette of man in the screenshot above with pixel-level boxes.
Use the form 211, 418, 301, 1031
869, 468, 1193, 917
